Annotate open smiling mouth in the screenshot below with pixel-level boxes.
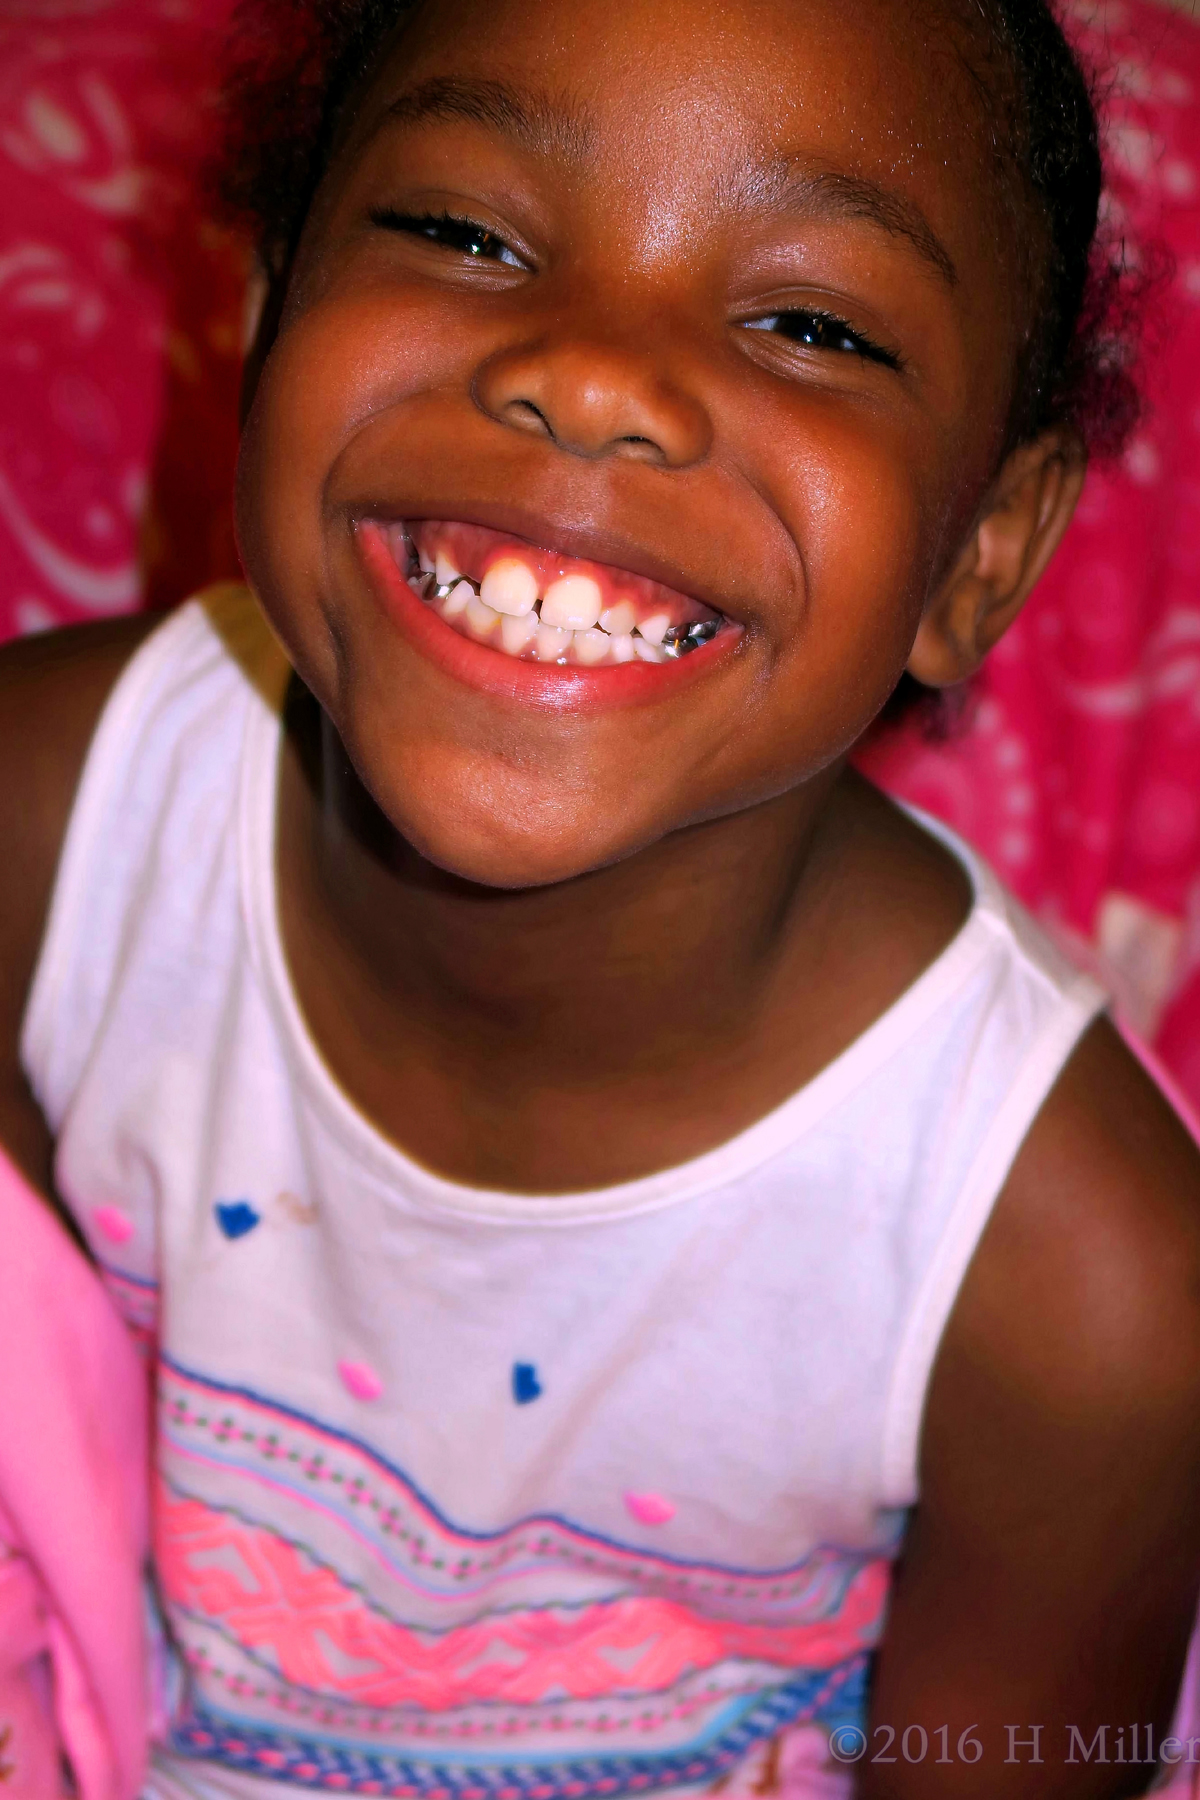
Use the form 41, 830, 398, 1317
371, 519, 732, 669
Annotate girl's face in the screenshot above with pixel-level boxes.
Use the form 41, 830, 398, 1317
237, 0, 1028, 887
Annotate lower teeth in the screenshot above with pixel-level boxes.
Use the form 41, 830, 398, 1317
409, 567, 719, 663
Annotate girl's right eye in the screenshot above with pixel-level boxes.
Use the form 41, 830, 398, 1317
369, 208, 526, 268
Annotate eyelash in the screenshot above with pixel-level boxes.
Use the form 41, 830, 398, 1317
744, 311, 900, 370
370, 208, 900, 371
369, 207, 525, 266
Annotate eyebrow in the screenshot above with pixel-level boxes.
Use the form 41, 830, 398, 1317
379, 81, 956, 288
739, 163, 959, 288
383, 76, 596, 167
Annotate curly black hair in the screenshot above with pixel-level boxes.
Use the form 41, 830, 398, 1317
215, 0, 1146, 462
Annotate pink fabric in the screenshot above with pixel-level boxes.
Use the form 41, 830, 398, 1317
0, 1150, 149, 1799
1162, 1620, 1200, 1795
0, 0, 243, 630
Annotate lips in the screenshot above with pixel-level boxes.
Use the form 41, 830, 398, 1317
373, 518, 730, 670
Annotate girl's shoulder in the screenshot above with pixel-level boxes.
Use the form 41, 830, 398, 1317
0, 612, 162, 1197
9, 588, 288, 1194
945, 1012, 1200, 1489
867, 1013, 1200, 1775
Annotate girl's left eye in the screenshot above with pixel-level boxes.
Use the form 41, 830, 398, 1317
743, 310, 900, 370
369, 208, 526, 268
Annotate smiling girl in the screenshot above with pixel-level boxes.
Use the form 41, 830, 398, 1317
1, 0, 1199, 1794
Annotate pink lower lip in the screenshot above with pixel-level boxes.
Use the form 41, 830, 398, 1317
356, 521, 739, 713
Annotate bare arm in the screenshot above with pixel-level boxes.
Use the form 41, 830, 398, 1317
861, 1018, 1200, 1798
0, 615, 158, 1204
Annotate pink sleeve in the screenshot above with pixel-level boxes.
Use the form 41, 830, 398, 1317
0, 1152, 150, 1800
0, 1525, 71, 1797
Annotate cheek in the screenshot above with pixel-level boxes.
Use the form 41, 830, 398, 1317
235, 285, 465, 619
762, 403, 935, 738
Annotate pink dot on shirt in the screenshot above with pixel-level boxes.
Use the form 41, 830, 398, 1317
92, 1205, 134, 1244
623, 1491, 675, 1525
338, 1359, 384, 1401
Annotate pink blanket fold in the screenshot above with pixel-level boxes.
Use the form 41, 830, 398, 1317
0, 1149, 148, 1800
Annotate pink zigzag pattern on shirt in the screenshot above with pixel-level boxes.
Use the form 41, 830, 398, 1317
160, 1365, 886, 1610
157, 1481, 889, 1708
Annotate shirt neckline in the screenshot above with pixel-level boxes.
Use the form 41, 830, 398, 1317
237, 672, 1002, 1227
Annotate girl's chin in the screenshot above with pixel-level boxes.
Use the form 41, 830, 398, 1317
354, 745, 660, 892
403, 818, 648, 892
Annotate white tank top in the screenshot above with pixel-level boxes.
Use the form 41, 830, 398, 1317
21, 590, 1106, 1800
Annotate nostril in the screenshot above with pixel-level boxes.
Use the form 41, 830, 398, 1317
503, 399, 556, 439
474, 347, 709, 467
616, 434, 665, 465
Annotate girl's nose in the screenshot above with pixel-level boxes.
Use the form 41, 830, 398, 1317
472, 338, 712, 468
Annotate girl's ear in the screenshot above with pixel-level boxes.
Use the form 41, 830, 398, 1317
238, 254, 288, 428
241, 258, 271, 359
906, 428, 1087, 688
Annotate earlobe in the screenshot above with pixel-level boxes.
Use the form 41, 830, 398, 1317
907, 428, 1087, 688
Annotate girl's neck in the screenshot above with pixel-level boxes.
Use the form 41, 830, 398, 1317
314, 701, 842, 1036
275, 694, 967, 1191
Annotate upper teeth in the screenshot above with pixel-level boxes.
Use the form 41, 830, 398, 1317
540, 575, 603, 631
409, 547, 720, 662
480, 559, 540, 616
636, 611, 671, 647
599, 599, 637, 637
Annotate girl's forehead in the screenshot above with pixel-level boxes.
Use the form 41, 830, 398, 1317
351, 0, 1007, 285
372, 0, 985, 190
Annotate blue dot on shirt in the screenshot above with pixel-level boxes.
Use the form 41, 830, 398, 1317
215, 1199, 261, 1240
512, 1363, 542, 1404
